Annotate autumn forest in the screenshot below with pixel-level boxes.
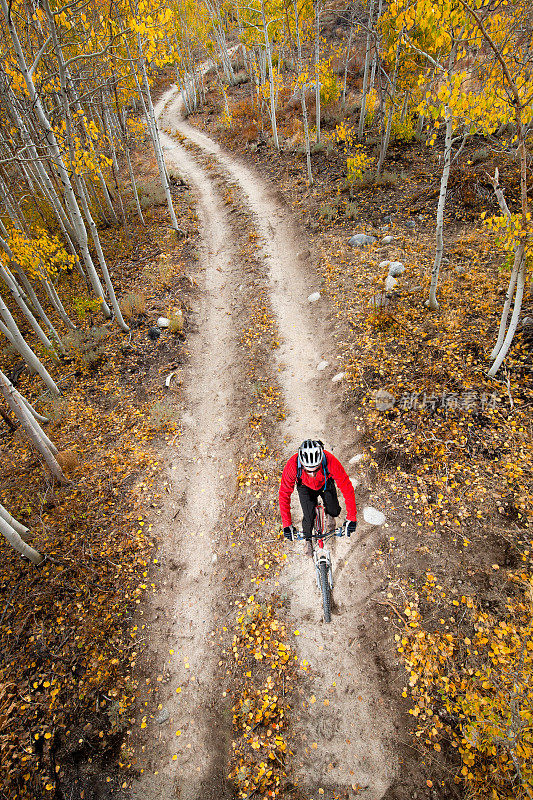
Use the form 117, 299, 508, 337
0, 0, 531, 798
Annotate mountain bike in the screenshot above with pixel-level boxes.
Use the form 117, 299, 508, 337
292, 499, 345, 623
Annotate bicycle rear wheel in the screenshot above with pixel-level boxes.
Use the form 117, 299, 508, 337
318, 561, 332, 623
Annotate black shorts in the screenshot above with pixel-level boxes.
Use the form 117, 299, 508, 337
297, 477, 341, 540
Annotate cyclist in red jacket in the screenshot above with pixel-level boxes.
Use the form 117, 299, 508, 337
279, 439, 357, 557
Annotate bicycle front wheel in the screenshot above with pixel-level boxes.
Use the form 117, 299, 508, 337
318, 561, 332, 623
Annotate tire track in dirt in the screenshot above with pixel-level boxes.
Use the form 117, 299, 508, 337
158, 88, 398, 798
129, 133, 240, 800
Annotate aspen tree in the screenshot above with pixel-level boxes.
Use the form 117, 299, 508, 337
313, 0, 321, 144
292, 0, 312, 184
0, 0, 114, 319
0, 507, 43, 564
449, 0, 532, 375
358, 0, 376, 140
40, 0, 130, 331
0, 370, 66, 482
239, 0, 280, 148
0, 292, 60, 395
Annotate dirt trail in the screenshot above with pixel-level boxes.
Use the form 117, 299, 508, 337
132, 86, 398, 799
130, 129, 239, 800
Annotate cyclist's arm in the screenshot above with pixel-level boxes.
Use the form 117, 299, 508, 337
279, 457, 297, 528
326, 452, 357, 521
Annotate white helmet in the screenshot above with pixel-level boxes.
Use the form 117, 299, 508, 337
298, 439, 324, 470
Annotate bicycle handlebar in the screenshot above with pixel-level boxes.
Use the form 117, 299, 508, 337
292, 528, 345, 541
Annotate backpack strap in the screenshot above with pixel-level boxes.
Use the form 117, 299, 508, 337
296, 455, 303, 486
321, 452, 329, 489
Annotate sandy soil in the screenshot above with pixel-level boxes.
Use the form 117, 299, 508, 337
128, 85, 401, 800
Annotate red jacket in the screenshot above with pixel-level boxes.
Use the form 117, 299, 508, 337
279, 451, 357, 528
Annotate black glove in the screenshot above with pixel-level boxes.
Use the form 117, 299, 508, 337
283, 525, 297, 541
345, 520, 357, 538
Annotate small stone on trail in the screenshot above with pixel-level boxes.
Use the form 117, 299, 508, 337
385, 275, 398, 293
332, 372, 345, 382
156, 708, 170, 724
387, 261, 405, 277
381, 235, 394, 244
348, 233, 377, 247
317, 360, 328, 371
349, 454, 364, 464
157, 317, 170, 328
308, 291, 321, 303
148, 326, 161, 340
379, 260, 392, 269
363, 507, 386, 526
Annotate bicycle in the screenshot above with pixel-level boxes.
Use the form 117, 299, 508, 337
291, 499, 346, 623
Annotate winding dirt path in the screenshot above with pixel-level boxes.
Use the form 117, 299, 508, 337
130, 121, 240, 800
131, 86, 399, 800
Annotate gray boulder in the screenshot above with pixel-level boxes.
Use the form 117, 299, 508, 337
388, 261, 405, 277
348, 233, 377, 247
385, 275, 398, 293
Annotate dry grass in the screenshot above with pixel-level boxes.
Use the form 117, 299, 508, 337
120, 291, 147, 318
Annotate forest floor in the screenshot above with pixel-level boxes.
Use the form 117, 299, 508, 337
1, 65, 532, 800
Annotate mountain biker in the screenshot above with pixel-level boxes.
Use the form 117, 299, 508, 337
279, 439, 357, 557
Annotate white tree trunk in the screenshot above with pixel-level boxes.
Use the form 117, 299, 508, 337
74, 176, 129, 332
488, 168, 518, 361
302, 83, 313, 185
0, 503, 29, 537
488, 254, 525, 376
293, 0, 312, 183
0, 249, 56, 353
1, 2, 111, 317
138, 41, 182, 231
260, 0, 279, 149
8, 263, 67, 349
0, 294, 60, 394
314, 0, 321, 143
101, 106, 125, 225
358, 0, 376, 140
342, 11, 355, 105
0, 514, 43, 564
125, 144, 145, 224
41, 278, 77, 331
428, 107, 453, 311
0, 372, 65, 481
490, 249, 520, 361
369, 0, 382, 94
376, 34, 401, 175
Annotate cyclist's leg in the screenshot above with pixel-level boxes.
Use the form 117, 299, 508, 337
321, 477, 341, 528
297, 484, 319, 540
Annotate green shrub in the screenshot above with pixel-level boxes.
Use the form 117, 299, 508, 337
319, 204, 339, 222
146, 399, 175, 431
344, 201, 358, 220
168, 310, 184, 334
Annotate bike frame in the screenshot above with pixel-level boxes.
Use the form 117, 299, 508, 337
293, 499, 345, 616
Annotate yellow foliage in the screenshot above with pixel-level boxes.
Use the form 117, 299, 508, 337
399, 576, 533, 798
346, 148, 374, 185
0, 226, 77, 278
